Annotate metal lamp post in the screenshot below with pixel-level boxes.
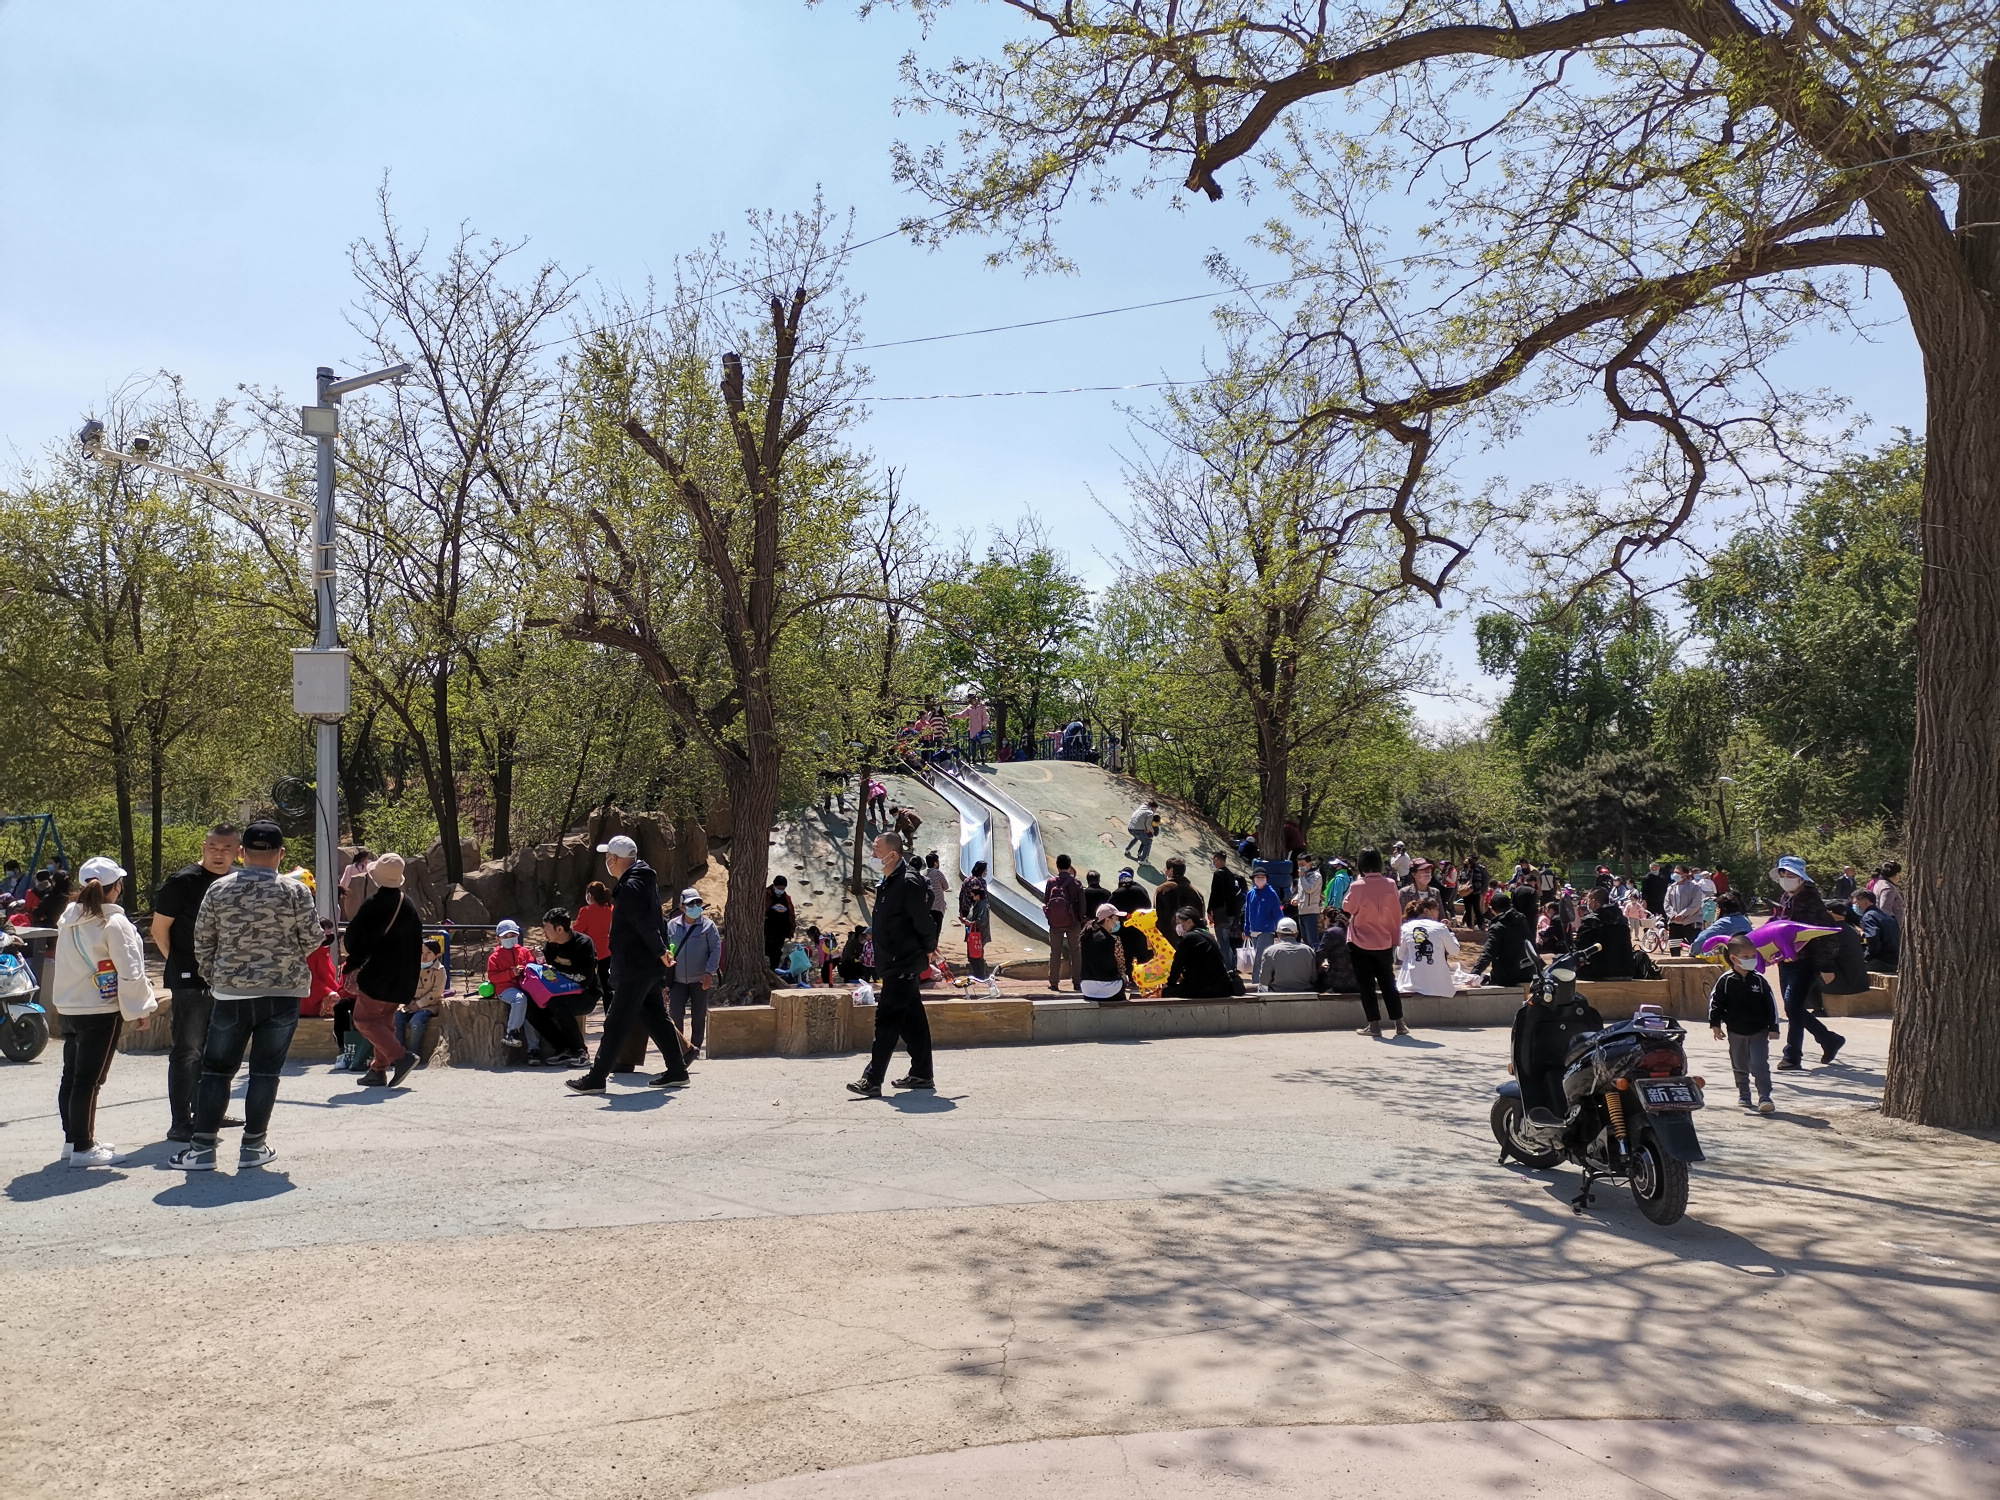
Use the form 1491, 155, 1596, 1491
82, 357, 408, 919
297, 364, 409, 917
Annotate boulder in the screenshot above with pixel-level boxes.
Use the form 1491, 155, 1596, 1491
444, 884, 490, 925
461, 862, 513, 920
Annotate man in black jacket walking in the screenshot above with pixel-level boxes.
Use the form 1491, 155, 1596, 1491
567, 835, 691, 1094
849, 832, 938, 1098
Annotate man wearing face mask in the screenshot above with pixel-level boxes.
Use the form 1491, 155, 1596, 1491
1769, 854, 1847, 1070
665, 889, 721, 1057
847, 832, 938, 1097
1708, 933, 1780, 1113
566, 835, 691, 1094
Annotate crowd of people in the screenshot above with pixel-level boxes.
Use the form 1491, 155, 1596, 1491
28, 780, 1908, 1167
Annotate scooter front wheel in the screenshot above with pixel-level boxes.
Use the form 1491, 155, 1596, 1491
1491, 1095, 1562, 1170
0, 1010, 50, 1062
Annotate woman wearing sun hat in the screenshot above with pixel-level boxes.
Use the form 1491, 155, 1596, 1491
1768, 854, 1847, 1071
50, 855, 158, 1166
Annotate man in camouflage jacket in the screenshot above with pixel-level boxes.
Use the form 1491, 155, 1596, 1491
171, 821, 323, 1172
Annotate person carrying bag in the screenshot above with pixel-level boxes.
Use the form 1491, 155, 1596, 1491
50, 856, 157, 1167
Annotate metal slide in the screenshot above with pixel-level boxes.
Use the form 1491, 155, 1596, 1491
948, 764, 1051, 892
911, 762, 1049, 940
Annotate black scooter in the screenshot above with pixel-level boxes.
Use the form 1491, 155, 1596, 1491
1491, 942, 1706, 1225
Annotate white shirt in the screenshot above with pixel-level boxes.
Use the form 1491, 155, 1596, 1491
1397, 918, 1462, 997
1391, 851, 1413, 880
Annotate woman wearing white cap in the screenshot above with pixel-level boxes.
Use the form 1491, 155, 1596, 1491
50, 856, 158, 1166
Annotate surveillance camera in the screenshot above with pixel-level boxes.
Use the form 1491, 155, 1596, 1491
79, 420, 105, 450
131, 435, 153, 455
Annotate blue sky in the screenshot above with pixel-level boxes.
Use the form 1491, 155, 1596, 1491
0, 1, 1926, 722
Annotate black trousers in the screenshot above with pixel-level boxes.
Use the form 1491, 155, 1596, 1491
667, 979, 709, 1048
167, 985, 214, 1134
524, 1000, 586, 1055
1348, 943, 1403, 1024
865, 972, 934, 1085
587, 972, 686, 1083
58, 1012, 123, 1150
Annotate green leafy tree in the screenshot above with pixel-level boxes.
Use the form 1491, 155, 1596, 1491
550, 202, 877, 1001
1687, 438, 1921, 822
925, 521, 1088, 754
1542, 749, 1692, 875
1476, 592, 1674, 795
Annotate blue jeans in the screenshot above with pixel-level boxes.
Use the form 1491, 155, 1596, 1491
1777, 962, 1839, 1064
394, 1007, 436, 1053
1249, 930, 1276, 975
1124, 832, 1154, 862
194, 995, 301, 1145
1299, 912, 1321, 947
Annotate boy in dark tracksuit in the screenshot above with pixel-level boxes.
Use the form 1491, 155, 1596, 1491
1708, 934, 1780, 1113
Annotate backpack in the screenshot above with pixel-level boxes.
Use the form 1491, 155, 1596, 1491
1630, 947, 1661, 980
1043, 885, 1077, 929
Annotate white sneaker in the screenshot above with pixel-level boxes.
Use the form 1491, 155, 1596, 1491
238, 1141, 278, 1169
69, 1143, 128, 1168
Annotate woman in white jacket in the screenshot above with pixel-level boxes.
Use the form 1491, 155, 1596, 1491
1397, 893, 1463, 1000
51, 856, 157, 1167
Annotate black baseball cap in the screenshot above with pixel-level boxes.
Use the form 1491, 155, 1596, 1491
243, 821, 285, 851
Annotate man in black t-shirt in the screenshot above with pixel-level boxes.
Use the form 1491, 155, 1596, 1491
151, 824, 242, 1143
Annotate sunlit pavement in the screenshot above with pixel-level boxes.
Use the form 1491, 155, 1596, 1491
4, 1018, 1994, 1498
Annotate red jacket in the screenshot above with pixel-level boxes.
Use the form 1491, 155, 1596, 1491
302, 945, 341, 1018
487, 944, 532, 989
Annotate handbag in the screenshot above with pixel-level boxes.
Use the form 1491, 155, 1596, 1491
520, 962, 583, 1008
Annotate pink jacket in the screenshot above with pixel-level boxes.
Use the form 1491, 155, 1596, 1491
1343, 874, 1405, 951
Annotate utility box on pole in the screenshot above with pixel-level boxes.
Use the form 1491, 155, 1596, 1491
292, 648, 351, 720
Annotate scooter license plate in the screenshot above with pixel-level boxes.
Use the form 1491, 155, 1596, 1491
1636, 1077, 1704, 1111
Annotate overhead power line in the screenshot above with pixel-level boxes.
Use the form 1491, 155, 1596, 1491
854, 380, 1192, 402
854, 280, 1295, 351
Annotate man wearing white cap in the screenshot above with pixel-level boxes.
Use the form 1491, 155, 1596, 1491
567, 835, 691, 1094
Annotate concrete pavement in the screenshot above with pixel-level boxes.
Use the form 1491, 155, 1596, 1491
3, 1018, 1994, 1498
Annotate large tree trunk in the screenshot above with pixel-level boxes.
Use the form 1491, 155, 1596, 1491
1884, 331, 2000, 1129
431, 665, 466, 884
489, 724, 517, 859
110, 718, 137, 884
149, 742, 165, 892
718, 749, 781, 1004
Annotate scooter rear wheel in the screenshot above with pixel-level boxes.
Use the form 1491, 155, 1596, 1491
1491, 1095, 1562, 1170
0, 1010, 50, 1063
1628, 1127, 1690, 1225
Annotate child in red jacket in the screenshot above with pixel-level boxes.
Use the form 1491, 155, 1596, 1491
487, 919, 538, 1060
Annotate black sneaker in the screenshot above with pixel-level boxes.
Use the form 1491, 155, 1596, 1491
891, 1075, 935, 1090
357, 1070, 387, 1087
646, 1073, 690, 1088
846, 1078, 882, 1098
525, 1053, 546, 1067
1821, 1035, 1847, 1066
565, 1076, 606, 1094
389, 1051, 419, 1088
1775, 1058, 1803, 1072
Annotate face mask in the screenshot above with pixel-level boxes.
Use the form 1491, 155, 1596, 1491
685, 905, 703, 919
1777, 875, 1801, 892
1733, 956, 1758, 973
422, 955, 438, 968
500, 935, 518, 947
